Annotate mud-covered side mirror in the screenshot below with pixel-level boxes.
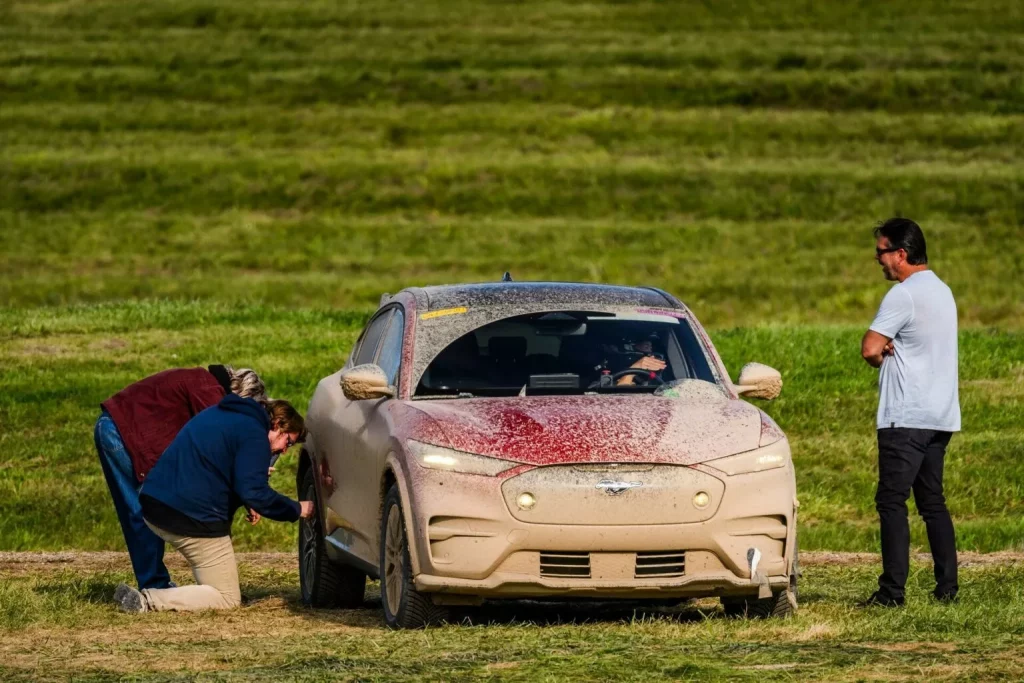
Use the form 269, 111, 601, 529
734, 363, 782, 400
340, 364, 396, 401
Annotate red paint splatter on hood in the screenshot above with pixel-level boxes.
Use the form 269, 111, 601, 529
405, 394, 763, 466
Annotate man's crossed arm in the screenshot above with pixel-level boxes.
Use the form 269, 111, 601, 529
861, 330, 894, 368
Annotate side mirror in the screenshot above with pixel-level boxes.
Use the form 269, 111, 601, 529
734, 362, 782, 400
340, 364, 396, 401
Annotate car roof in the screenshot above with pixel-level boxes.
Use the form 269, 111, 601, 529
400, 281, 682, 312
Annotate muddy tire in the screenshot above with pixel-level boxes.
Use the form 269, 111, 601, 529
379, 484, 448, 629
722, 549, 798, 619
299, 468, 366, 608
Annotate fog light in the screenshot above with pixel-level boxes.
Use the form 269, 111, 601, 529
693, 491, 710, 509
517, 492, 537, 510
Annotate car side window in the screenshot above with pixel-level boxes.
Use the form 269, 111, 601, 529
354, 310, 393, 366
375, 308, 405, 386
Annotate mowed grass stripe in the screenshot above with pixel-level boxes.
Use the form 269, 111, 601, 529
6, 0, 1024, 33
4, 27, 1024, 72
3, 156, 1023, 220
4, 64, 1023, 113
6, 142, 1024, 172
4, 104, 1022, 145
9, 148, 1024, 176
1, 214, 1021, 326
0, 302, 1020, 552
5, 2, 1022, 113
4, 106, 1023, 170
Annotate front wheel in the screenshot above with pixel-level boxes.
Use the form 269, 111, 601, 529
299, 468, 366, 608
379, 484, 448, 629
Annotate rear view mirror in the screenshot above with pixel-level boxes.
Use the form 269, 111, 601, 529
734, 363, 782, 400
340, 364, 396, 401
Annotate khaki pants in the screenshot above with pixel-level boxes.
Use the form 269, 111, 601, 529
142, 520, 241, 612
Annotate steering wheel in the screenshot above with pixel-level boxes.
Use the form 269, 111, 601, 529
611, 368, 664, 386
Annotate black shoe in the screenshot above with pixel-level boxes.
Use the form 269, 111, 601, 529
856, 591, 904, 608
933, 591, 959, 604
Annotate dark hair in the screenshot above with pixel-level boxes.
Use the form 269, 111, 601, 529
264, 399, 307, 443
874, 217, 928, 265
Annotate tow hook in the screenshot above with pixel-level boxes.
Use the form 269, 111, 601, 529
747, 547, 772, 599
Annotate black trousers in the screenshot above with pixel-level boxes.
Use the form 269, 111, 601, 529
876, 428, 958, 600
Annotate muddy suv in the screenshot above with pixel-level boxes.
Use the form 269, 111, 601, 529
298, 282, 797, 628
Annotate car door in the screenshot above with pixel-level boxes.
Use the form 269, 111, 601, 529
343, 306, 406, 556
323, 309, 394, 566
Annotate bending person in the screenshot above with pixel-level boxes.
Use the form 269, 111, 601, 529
114, 395, 313, 613
96, 365, 266, 590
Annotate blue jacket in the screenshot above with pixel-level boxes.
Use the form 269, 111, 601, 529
141, 394, 300, 525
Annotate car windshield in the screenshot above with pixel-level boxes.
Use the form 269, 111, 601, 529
414, 310, 717, 397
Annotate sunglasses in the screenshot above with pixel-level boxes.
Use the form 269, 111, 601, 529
875, 246, 902, 257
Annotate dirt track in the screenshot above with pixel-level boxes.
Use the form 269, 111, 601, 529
2, 550, 1022, 577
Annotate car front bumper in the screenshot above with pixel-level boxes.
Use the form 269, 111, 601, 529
404, 460, 797, 600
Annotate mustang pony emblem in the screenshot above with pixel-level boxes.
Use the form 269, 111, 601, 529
595, 479, 644, 495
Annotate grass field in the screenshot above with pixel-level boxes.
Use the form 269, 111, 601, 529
2, 302, 1022, 554
1, 0, 1023, 679
2, 552, 1023, 681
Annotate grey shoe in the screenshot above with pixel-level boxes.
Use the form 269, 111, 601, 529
113, 582, 133, 604
114, 582, 148, 614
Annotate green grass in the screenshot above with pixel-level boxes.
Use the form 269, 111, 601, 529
1, 302, 1021, 553
1, 0, 1022, 554
2, 213, 1021, 326
1, 557, 1023, 681
2, 1, 1023, 678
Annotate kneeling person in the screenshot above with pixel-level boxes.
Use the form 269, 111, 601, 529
96, 364, 265, 590
114, 395, 314, 613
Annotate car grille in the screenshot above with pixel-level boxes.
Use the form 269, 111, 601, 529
539, 551, 591, 578
634, 551, 686, 578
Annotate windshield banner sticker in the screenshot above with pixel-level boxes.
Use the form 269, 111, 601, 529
634, 308, 687, 319
420, 306, 468, 321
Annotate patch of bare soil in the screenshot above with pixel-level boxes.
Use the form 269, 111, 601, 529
0, 598, 382, 675
0, 551, 298, 577
801, 551, 1024, 567
865, 642, 958, 653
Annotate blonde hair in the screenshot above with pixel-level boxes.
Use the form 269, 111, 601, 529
223, 366, 266, 401
264, 400, 307, 442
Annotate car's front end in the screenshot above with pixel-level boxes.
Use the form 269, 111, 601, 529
393, 393, 797, 605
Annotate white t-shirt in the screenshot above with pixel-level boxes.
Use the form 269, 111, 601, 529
869, 270, 960, 432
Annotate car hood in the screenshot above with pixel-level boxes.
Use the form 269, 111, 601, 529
407, 394, 763, 466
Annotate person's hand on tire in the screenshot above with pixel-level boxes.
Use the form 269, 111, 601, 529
299, 500, 315, 519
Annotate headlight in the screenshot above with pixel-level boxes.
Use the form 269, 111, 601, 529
704, 438, 791, 476
407, 440, 519, 476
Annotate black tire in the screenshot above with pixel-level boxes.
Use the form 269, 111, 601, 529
722, 548, 798, 619
379, 484, 448, 629
299, 468, 366, 608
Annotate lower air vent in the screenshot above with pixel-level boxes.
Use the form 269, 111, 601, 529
635, 551, 685, 578
540, 551, 591, 578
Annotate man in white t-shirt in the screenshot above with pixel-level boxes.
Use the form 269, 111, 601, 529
858, 218, 960, 607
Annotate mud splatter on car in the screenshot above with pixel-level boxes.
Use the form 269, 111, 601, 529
299, 281, 797, 628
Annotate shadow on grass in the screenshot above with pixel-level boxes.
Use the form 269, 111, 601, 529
279, 580, 742, 628
449, 598, 720, 626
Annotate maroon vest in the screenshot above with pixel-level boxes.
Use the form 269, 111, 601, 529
101, 368, 226, 482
